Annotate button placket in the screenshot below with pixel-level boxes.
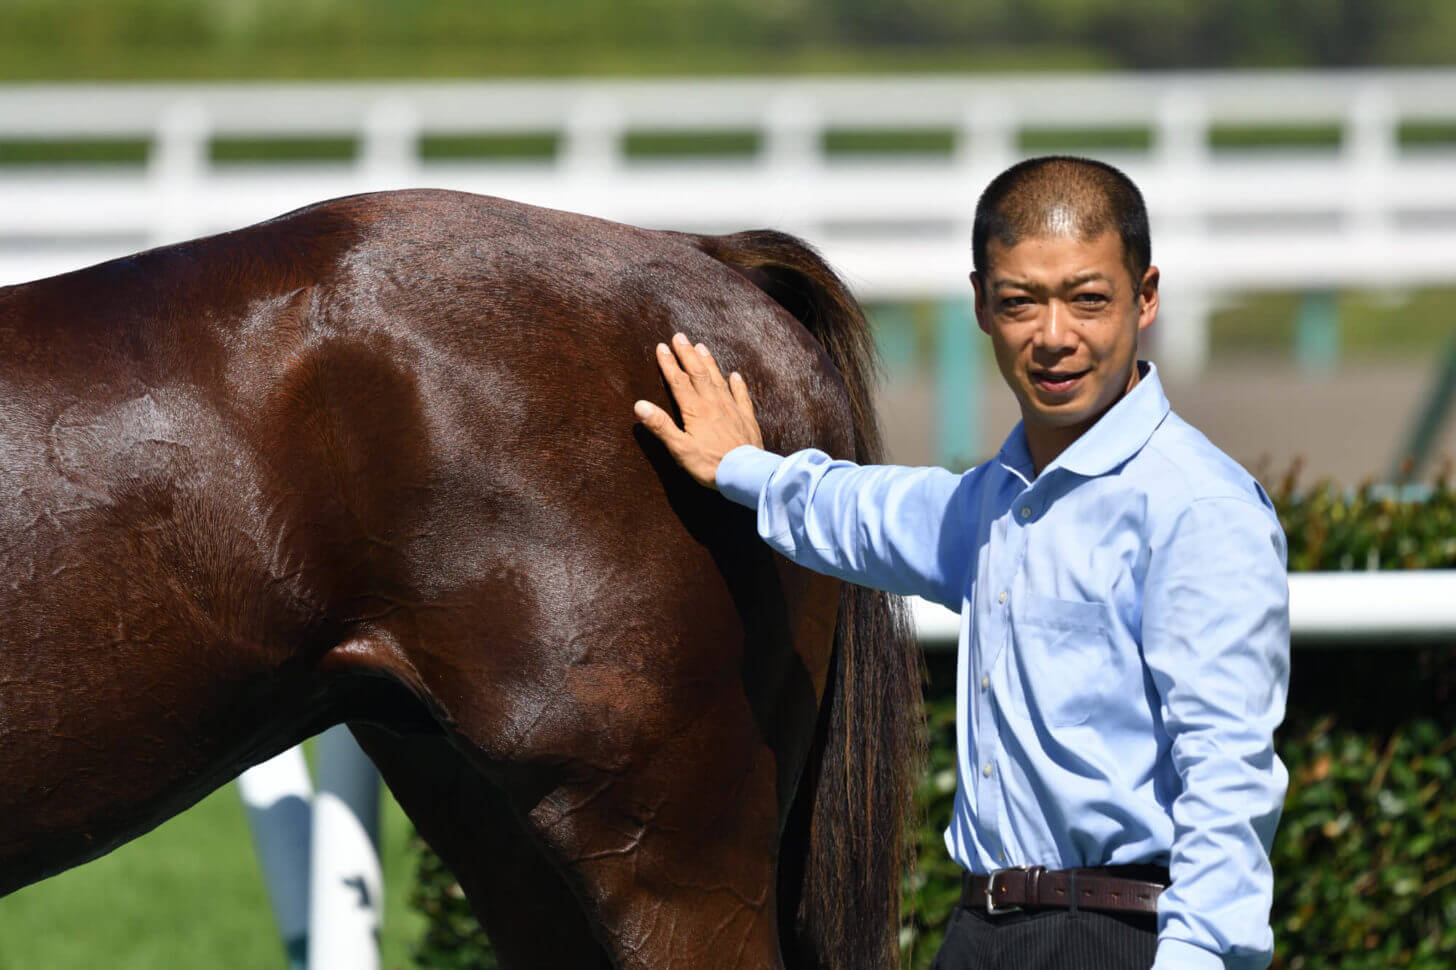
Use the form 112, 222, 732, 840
973, 487, 1030, 869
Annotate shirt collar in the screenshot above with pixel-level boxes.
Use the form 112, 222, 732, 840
995, 360, 1171, 482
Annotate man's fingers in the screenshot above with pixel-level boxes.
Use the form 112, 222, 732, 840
693, 341, 731, 390
729, 371, 756, 419
633, 399, 688, 449
671, 333, 717, 390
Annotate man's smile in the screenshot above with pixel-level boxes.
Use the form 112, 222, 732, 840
1030, 367, 1089, 394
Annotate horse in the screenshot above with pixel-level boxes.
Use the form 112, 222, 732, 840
0, 189, 921, 970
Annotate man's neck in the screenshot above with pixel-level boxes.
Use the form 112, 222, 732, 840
1023, 363, 1143, 478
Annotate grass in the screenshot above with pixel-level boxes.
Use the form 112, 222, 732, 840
1209, 288, 1456, 360
0, 41, 1108, 83
0, 775, 427, 970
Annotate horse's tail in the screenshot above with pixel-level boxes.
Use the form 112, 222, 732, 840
691, 230, 923, 970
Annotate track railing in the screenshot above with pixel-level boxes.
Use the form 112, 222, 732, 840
5, 71, 1456, 375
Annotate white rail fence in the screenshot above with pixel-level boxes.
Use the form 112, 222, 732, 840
912, 569, 1456, 645
4, 72, 1456, 376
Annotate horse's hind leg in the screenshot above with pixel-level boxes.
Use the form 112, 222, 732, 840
350, 726, 611, 970
513, 702, 794, 970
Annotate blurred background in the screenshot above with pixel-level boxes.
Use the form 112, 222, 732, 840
0, 3, 1452, 970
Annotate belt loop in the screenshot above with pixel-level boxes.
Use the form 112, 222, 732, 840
1027, 865, 1043, 904
1067, 869, 1078, 916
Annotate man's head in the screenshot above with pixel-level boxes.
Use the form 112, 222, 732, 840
969, 156, 1160, 469
972, 155, 1151, 287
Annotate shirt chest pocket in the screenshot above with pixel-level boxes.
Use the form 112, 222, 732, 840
1009, 593, 1120, 729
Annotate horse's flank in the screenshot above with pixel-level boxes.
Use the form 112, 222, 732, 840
0, 189, 920, 970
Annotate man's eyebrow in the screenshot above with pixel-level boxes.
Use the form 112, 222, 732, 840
991, 271, 1112, 292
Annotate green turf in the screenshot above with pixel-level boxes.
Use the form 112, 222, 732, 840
824, 128, 956, 157
0, 138, 150, 166
1209, 288, 1456, 360
0, 779, 427, 970
420, 133, 559, 162
1018, 126, 1152, 153
623, 129, 760, 160
1208, 123, 1344, 151
211, 136, 359, 165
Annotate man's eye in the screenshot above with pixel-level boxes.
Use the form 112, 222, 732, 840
1000, 297, 1032, 310
1074, 293, 1110, 305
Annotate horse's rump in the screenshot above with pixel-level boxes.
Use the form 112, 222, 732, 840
0, 189, 920, 970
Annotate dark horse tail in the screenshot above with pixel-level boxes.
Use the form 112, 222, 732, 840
692, 230, 924, 970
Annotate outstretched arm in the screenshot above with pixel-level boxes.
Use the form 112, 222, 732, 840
634, 333, 974, 610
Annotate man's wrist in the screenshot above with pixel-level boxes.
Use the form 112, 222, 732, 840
715, 445, 784, 509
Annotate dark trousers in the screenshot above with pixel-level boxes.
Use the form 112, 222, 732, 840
929, 904, 1158, 970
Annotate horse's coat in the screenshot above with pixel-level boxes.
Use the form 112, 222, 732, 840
0, 190, 920, 969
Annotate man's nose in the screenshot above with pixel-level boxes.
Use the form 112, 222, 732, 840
1035, 301, 1075, 351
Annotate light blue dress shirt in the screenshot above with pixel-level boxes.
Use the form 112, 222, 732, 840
716, 362, 1290, 970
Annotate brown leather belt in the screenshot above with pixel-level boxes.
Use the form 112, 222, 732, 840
962, 865, 1168, 916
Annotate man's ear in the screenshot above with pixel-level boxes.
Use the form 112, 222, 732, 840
1137, 266, 1160, 332
971, 272, 991, 334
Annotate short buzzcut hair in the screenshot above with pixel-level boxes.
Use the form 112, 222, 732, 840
972, 155, 1151, 286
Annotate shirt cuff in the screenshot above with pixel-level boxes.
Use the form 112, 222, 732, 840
715, 445, 785, 509
1151, 938, 1234, 970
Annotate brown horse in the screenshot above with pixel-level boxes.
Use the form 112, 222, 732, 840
0, 189, 921, 969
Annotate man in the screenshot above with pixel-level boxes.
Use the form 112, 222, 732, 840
632, 156, 1289, 970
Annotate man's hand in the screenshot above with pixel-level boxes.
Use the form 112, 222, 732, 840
634, 332, 763, 489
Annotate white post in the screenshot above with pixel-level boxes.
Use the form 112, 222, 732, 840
561, 94, 622, 173
1345, 85, 1396, 241
306, 726, 383, 970
956, 94, 1015, 180
763, 94, 819, 232
1154, 88, 1212, 380
360, 96, 420, 190
1155, 285, 1212, 382
149, 98, 209, 245
238, 748, 315, 970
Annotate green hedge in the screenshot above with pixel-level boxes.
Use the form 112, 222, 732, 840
411, 473, 1456, 969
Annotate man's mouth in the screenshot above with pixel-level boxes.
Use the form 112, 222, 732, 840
1031, 368, 1088, 393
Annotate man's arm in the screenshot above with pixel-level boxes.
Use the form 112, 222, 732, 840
634, 333, 972, 609
1141, 496, 1291, 970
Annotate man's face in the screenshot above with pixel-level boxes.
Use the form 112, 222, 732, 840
972, 231, 1159, 444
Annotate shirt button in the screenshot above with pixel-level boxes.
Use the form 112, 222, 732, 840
997, 590, 1008, 604
982, 763, 993, 777
981, 675, 990, 690
1020, 505, 1032, 519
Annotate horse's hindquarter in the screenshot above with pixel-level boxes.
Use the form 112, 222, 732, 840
0, 190, 849, 966
275, 191, 849, 764
310, 193, 850, 966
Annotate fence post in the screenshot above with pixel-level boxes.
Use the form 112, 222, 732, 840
360, 96, 420, 189
936, 297, 981, 468
238, 748, 314, 970
1154, 88, 1211, 380
1294, 290, 1340, 375
1345, 85, 1397, 241
150, 98, 209, 245
306, 726, 383, 970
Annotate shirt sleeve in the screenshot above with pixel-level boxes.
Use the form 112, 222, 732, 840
1141, 496, 1291, 970
716, 444, 974, 611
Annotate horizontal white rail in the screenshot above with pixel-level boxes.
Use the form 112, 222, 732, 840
5, 72, 1456, 377
911, 570, 1456, 646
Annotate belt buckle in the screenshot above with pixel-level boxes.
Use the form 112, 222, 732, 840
985, 866, 1028, 915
